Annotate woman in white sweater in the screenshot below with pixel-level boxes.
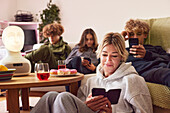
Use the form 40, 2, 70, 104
31, 32, 153, 113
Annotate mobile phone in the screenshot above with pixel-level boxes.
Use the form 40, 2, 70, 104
129, 38, 139, 48
84, 57, 91, 64
92, 88, 121, 104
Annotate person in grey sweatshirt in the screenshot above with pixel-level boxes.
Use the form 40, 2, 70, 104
30, 32, 153, 113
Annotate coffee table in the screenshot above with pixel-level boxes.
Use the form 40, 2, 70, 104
0, 73, 84, 113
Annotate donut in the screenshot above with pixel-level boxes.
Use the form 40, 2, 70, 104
50, 69, 58, 74
70, 69, 77, 75
58, 68, 71, 75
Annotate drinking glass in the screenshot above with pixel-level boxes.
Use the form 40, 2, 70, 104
58, 60, 66, 69
34, 63, 50, 80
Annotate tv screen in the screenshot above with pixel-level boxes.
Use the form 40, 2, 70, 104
24, 30, 37, 45
22, 30, 37, 52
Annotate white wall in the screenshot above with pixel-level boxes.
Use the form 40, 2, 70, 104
0, 0, 17, 21
1, 0, 170, 43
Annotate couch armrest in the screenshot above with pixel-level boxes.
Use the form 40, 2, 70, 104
81, 73, 96, 86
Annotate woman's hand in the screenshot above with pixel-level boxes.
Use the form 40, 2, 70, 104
85, 94, 112, 113
82, 58, 89, 66
98, 105, 112, 113
86, 63, 96, 71
82, 58, 96, 71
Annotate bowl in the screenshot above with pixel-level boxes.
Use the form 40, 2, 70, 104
0, 69, 16, 81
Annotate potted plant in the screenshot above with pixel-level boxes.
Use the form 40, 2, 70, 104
39, 0, 61, 43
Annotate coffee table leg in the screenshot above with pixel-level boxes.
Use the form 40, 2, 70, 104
7, 89, 20, 113
21, 88, 30, 110
69, 82, 78, 96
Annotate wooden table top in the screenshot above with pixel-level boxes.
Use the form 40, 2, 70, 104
0, 73, 84, 89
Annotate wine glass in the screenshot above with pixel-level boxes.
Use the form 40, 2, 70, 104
34, 63, 50, 80
58, 60, 66, 69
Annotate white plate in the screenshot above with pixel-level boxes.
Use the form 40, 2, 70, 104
50, 73, 78, 77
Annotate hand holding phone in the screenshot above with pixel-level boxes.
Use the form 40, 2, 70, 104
129, 38, 139, 56
92, 88, 121, 104
83, 57, 91, 64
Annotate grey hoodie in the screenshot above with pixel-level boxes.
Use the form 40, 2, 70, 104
77, 62, 153, 113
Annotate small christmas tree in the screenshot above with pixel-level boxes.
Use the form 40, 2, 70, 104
39, 0, 61, 43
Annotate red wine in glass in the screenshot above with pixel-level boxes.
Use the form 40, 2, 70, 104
58, 65, 66, 69
37, 72, 50, 80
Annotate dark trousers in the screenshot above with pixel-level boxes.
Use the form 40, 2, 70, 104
142, 67, 170, 87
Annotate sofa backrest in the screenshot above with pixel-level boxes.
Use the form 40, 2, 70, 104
143, 17, 170, 52
68, 42, 77, 49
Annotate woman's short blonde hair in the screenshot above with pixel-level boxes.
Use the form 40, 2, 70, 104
98, 32, 128, 62
43, 22, 64, 37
